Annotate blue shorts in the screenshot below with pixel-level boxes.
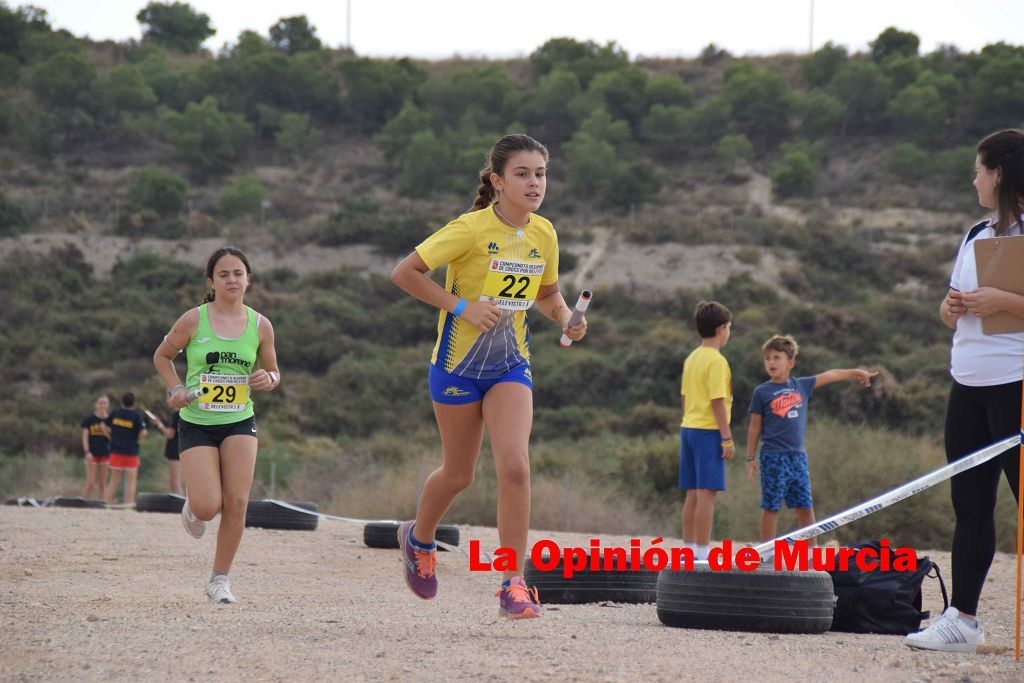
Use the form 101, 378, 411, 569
759, 451, 813, 511
678, 428, 726, 491
428, 363, 533, 405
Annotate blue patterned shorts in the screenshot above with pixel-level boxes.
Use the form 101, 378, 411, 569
759, 451, 813, 511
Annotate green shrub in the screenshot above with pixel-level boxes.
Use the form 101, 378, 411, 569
0, 189, 29, 236
162, 96, 253, 176
397, 130, 448, 197
932, 146, 976, 188
886, 143, 932, 180
128, 164, 188, 216
219, 175, 265, 217
715, 133, 755, 168
0, 94, 10, 134
136, 1, 214, 53
275, 112, 322, 159
771, 142, 820, 199
641, 104, 694, 151
316, 197, 435, 253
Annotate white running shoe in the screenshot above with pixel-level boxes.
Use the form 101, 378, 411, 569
205, 575, 236, 604
905, 606, 984, 652
181, 499, 206, 539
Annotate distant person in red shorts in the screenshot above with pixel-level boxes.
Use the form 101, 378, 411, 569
104, 392, 148, 504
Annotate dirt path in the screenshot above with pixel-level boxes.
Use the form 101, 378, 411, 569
2, 507, 1022, 682
0, 229, 797, 298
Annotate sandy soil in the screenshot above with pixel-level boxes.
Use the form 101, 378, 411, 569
0, 228, 795, 302
2, 507, 1023, 682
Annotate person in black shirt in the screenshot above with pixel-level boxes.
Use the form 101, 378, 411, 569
80, 395, 111, 500
148, 410, 183, 494
104, 392, 148, 504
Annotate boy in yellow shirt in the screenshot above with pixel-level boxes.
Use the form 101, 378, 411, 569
679, 301, 734, 561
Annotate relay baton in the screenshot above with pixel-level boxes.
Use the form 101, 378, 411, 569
560, 290, 592, 348
143, 409, 161, 424
185, 387, 205, 402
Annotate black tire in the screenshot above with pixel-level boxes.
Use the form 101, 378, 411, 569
134, 492, 186, 514
657, 564, 834, 633
363, 522, 460, 550
245, 500, 319, 531
525, 552, 658, 604
53, 496, 107, 509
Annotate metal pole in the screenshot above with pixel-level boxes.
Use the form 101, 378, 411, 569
562, 470, 570, 529
809, 0, 814, 53
346, 0, 351, 47
270, 462, 277, 499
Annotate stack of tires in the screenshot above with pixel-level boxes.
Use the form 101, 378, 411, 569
362, 522, 460, 550
656, 565, 834, 633
525, 551, 658, 605
134, 493, 320, 531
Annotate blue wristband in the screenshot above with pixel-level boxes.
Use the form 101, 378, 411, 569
452, 299, 467, 317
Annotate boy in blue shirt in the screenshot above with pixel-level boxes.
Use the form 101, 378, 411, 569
746, 335, 877, 543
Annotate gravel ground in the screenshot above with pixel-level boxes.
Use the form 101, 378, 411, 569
2, 506, 1022, 682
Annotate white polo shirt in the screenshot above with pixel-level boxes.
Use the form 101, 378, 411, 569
949, 217, 1024, 386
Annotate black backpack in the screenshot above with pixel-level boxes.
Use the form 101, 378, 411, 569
827, 541, 948, 635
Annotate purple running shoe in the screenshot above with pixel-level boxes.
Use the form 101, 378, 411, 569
398, 521, 437, 600
497, 576, 541, 620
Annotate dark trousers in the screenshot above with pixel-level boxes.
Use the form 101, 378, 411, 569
944, 379, 1022, 615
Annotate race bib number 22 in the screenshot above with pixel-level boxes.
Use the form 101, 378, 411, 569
480, 259, 545, 310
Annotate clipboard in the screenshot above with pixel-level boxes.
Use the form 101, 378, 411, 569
974, 235, 1024, 335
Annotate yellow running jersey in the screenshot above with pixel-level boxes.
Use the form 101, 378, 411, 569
416, 205, 560, 379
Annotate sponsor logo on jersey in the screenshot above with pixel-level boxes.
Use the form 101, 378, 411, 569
528, 248, 541, 259
195, 337, 210, 344
487, 242, 499, 254
443, 386, 472, 397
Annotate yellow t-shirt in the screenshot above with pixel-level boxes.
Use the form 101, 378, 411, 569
680, 346, 733, 429
416, 205, 559, 379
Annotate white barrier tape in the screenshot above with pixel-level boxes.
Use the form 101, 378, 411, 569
24, 498, 134, 510
8, 497, 44, 508
754, 432, 1023, 559
270, 433, 1021, 567
266, 499, 484, 561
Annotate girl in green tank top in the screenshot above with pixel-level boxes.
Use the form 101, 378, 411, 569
178, 303, 261, 425
153, 247, 281, 605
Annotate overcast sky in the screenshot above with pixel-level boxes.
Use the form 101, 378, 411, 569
31, 1, 1024, 59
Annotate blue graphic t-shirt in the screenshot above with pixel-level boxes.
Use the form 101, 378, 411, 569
748, 376, 816, 454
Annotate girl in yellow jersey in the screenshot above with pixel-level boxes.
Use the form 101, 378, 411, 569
153, 247, 281, 604
391, 134, 587, 619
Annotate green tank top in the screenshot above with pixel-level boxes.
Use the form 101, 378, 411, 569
179, 304, 260, 426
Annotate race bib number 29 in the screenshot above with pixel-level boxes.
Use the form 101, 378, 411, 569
197, 373, 249, 412
480, 259, 545, 310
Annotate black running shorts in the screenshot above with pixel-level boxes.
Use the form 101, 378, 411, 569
178, 416, 257, 453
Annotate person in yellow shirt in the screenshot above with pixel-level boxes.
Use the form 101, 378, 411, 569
391, 133, 586, 619
679, 300, 734, 561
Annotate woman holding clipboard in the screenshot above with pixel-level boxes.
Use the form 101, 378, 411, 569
907, 129, 1024, 652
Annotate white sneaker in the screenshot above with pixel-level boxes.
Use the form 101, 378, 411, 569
181, 499, 206, 539
205, 575, 236, 604
905, 606, 984, 652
